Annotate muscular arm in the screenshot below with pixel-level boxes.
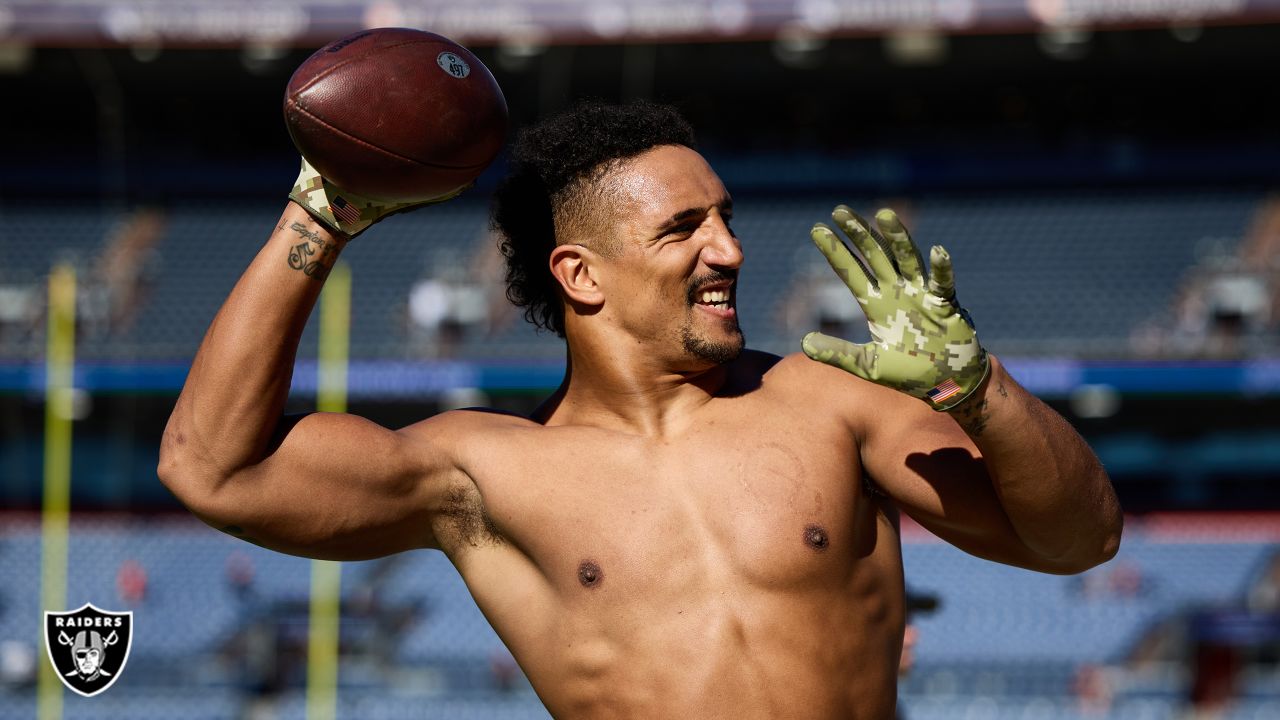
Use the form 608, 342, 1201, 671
158, 202, 463, 559
798, 206, 1120, 574
858, 354, 1122, 574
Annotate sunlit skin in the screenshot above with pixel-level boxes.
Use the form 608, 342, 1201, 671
160, 144, 1122, 719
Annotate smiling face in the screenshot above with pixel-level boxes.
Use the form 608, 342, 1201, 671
577, 145, 745, 369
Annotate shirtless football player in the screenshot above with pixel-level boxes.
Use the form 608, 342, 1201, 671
160, 102, 1122, 719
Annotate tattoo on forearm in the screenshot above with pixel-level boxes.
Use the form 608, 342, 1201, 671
291, 222, 324, 245
284, 221, 337, 280
950, 380, 1006, 437
953, 397, 991, 437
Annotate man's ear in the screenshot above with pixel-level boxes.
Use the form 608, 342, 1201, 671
549, 244, 605, 308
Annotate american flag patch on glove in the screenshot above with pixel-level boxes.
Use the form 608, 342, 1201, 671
926, 378, 963, 404
330, 196, 361, 225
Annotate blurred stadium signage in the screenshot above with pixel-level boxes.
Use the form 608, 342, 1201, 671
3, 359, 1280, 398
0, 0, 1275, 46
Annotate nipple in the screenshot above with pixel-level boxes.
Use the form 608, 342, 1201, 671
578, 560, 603, 588
804, 524, 830, 551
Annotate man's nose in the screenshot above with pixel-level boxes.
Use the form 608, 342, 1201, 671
701, 216, 743, 270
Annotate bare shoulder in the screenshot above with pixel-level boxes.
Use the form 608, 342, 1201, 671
401, 404, 529, 431
396, 405, 538, 445
753, 351, 938, 435
742, 351, 840, 397
755, 351, 871, 391
395, 405, 548, 477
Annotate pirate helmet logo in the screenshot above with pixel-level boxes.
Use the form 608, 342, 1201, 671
44, 603, 133, 697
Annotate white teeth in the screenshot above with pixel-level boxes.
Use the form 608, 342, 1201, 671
698, 289, 729, 304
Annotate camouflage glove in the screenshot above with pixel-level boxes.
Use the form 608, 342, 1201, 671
802, 206, 989, 411
288, 157, 469, 238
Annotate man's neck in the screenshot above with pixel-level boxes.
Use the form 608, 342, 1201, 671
536, 341, 730, 439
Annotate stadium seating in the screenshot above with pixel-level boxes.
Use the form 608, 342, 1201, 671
0, 689, 242, 720
903, 538, 1271, 664
1, 515, 1274, 719
0, 188, 1265, 362
0, 205, 120, 284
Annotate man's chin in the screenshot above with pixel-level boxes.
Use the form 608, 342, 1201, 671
682, 326, 745, 366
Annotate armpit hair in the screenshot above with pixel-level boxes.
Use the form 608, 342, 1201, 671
439, 484, 505, 548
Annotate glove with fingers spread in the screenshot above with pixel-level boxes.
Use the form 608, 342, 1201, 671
801, 205, 989, 411
288, 157, 471, 238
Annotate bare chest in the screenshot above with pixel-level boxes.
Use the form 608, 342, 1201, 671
475, 412, 873, 596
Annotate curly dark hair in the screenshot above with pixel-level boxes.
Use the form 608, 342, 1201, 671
491, 101, 697, 337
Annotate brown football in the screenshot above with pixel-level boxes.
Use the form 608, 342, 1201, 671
284, 28, 507, 202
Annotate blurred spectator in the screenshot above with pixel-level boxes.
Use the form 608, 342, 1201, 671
1196, 265, 1270, 357
778, 252, 869, 343
0, 640, 36, 688
1108, 560, 1147, 598
897, 588, 938, 720
1141, 254, 1272, 359
1189, 622, 1241, 716
115, 558, 147, 605
1072, 558, 1148, 600
229, 614, 283, 699
899, 589, 938, 678
1247, 552, 1280, 613
406, 247, 492, 357
490, 647, 520, 692
779, 203, 917, 344
1073, 663, 1115, 716
72, 209, 166, 340
1135, 196, 1280, 358
0, 281, 38, 345
226, 551, 256, 605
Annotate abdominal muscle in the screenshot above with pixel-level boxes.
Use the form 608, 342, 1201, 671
469, 499, 907, 720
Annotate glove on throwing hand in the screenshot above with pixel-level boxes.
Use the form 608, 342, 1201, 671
288, 157, 470, 238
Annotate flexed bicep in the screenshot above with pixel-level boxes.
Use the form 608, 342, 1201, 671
172, 410, 470, 561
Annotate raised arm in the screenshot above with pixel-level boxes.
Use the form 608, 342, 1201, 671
853, 355, 1120, 573
947, 356, 1120, 568
801, 205, 1122, 573
159, 166, 469, 560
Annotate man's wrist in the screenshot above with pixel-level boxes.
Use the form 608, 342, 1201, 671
277, 203, 348, 282
288, 157, 387, 238
921, 346, 989, 412
287, 198, 352, 243
944, 354, 1002, 436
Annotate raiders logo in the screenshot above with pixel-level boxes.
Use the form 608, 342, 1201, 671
44, 603, 133, 697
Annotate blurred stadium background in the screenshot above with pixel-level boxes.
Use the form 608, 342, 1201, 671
2, 1, 1280, 718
